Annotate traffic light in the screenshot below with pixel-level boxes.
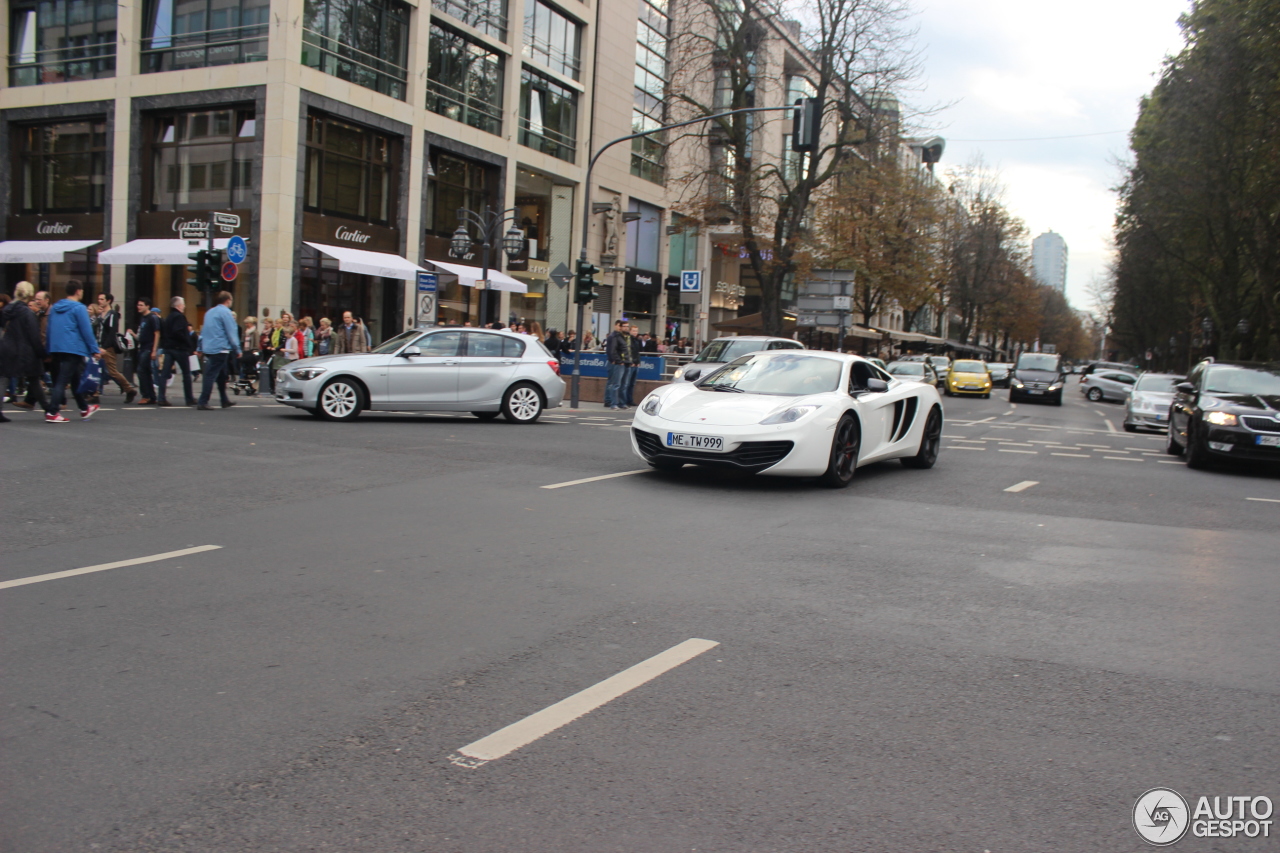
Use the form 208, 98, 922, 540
574, 259, 599, 305
791, 97, 822, 153
186, 248, 224, 292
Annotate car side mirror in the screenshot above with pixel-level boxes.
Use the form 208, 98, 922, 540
400, 346, 421, 358
1175, 382, 1195, 394
684, 368, 701, 381
864, 378, 889, 393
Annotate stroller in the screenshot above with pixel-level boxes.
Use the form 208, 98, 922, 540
231, 350, 259, 396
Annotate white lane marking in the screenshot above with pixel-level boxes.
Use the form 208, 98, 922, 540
1104, 419, 1118, 433
951, 438, 986, 443
1245, 497, 1280, 503
998, 449, 1037, 454
542, 469, 649, 490
1104, 456, 1141, 462
998, 442, 1035, 447
0, 545, 222, 591
947, 445, 985, 450
1004, 480, 1039, 493
967, 416, 996, 424
1078, 444, 1110, 448
1002, 409, 1015, 416
1158, 460, 1184, 465
1051, 452, 1090, 458
449, 638, 719, 767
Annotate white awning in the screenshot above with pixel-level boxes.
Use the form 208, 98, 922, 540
99, 238, 231, 265
304, 242, 424, 281
427, 259, 528, 294
0, 239, 100, 263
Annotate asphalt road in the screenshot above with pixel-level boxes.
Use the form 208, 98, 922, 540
2, 381, 1278, 852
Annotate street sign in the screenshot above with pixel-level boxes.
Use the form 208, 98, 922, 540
213, 212, 241, 233
178, 220, 208, 239
416, 272, 437, 293
221, 261, 238, 282
681, 270, 702, 292
832, 295, 851, 310
550, 261, 572, 287
796, 295, 844, 311
797, 313, 845, 327
225, 235, 248, 265
419, 294, 435, 317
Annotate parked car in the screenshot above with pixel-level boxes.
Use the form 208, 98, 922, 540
988, 363, 1012, 387
671, 336, 804, 382
1167, 359, 1280, 469
1008, 352, 1065, 405
944, 359, 993, 397
886, 360, 940, 387
1079, 360, 1141, 382
1081, 370, 1138, 403
1123, 372, 1185, 432
927, 356, 952, 384
273, 328, 565, 423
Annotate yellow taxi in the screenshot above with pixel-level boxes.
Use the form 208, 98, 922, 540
945, 359, 993, 398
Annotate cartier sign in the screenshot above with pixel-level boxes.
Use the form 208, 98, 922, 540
334, 226, 373, 244
137, 209, 251, 239
303, 213, 397, 254
7, 213, 105, 240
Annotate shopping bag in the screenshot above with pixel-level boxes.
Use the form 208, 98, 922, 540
77, 357, 103, 396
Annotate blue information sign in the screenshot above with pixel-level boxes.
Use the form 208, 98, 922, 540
417, 272, 438, 293
225, 235, 248, 265
680, 270, 702, 292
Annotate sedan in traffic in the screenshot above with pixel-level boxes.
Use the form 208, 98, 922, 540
1123, 372, 1184, 432
886, 360, 940, 387
1167, 360, 1280, 469
1081, 370, 1137, 403
631, 351, 944, 488
944, 359, 993, 397
274, 328, 565, 423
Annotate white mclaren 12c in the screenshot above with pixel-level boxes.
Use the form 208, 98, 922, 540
630, 350, 944, 487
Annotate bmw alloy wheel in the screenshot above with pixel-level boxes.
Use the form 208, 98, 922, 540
503, 383, 543, 423
318, 379, 362, 421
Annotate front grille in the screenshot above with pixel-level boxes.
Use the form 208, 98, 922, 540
1242, 416, 1280, 433
634, 429, 794, 470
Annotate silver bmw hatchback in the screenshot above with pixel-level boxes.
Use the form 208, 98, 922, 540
274, 328, 565, 423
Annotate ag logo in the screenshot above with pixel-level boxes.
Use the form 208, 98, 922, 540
1134, 788, 1190, 845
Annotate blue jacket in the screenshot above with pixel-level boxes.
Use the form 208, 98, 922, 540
198, 304, 241, 355
47, 299, 99, 357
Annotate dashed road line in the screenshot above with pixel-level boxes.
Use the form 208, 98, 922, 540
1051, 452, 1090, 458
448, 638, 719, 768
998, 449, 1037, 454
947, 445, 985, 450
1158, 460, 1184, 465
1004, 480, 1039, 493
1245, 497, 1280, 504
1104, 419, 1118, 433
1104, 456, 1141, 462
0, 545, 222, 591
542, 470, 649, 489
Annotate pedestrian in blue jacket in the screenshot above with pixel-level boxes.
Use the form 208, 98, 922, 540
44, 281, 102, 423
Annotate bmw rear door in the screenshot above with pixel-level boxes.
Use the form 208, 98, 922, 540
457, 332, 521, 406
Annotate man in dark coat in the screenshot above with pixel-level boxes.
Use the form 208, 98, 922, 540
158, 296, 196, 407
0, 282, 47, 421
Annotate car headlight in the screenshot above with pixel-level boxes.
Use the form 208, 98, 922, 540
1011, 378, 1024, 388
1203, 410, 1238, 426
673, 366, 685, 380
291, 367, 327, 381
761, 404, 819, 425
640, 395, 662, 416
1048, 381, 1062, 390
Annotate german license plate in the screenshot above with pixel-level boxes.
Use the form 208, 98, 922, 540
1028, 389, 1044, 395
666, 432, 725, 452
1257, 435, 1280, 447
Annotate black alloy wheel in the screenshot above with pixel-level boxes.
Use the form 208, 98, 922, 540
1165, 418, 1185, 456
902, 407, 942, 469
472, 411, 500, 421
819, 415, 861, 488
1184, 423, 1213, 469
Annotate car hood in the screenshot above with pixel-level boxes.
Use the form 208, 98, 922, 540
656, 385, 837, 426
290, 353, 384, 368
1131, 391, 1175, 405
1013, 369, 1059, 382
950, 371, 988, 381
1206, 393, 1280, 412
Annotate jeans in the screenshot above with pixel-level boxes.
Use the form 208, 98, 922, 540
604, 362, 626, 407
47, 354, 88, 416
160, 349, 195, 404
622, 364, 639, 407
198, 352, 233, 406
136, 353, 157, 401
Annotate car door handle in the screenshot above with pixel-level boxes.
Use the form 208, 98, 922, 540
502, 360, 517, 365
442, 360, 458, 365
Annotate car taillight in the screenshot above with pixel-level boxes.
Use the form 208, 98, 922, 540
547, 359, 560, 375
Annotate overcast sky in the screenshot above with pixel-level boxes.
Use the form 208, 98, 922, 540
912, 0, 1191, 312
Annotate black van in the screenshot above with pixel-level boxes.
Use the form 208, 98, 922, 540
1009, 352, 1065, 405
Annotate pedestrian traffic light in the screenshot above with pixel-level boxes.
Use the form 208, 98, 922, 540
575, 259, 599, 305
186, 248, 224, 292
791, 97, 822, 153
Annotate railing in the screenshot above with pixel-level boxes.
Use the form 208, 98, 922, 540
518, 117, 576, 162
8, 42, 116, 87
140, 25, 268, 73
433, 0, 508, 40
522, 34, 580, 79
426, 79, 503, 135
301, 30, 408, 101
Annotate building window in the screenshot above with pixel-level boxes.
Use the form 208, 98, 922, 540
432, 0, 507, 41
522, 0, 580, 80
427, 24, 504, 136
626, 199, 662, 271
140, 0, 269, 73
146, 109, 256, 211
8, 0, 116, 87
426, 153, 495, 238
519, 68, 577, 162
302, 0, 409, 101
14, 120, 109, 214
631, 0, 668, 184
304, 114, 398, 226
667, 213, 697, 276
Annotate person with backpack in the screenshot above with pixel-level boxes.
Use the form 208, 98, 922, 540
93, 292, 137, 403
44, 281, 102, 423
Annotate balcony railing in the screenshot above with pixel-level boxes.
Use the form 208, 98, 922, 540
301, 29, 407, 101
140, 25, 268, 73
8, 40, 116, 87
518, 118, 575, 162
426, 79, 503, 135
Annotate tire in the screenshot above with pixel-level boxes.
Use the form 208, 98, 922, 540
1053, 393, 1063, 406
1009, 392, 1019, 404
819, 415, 860, 488
901, 407, 942, 469
316, 377, 363, 421
472, 411, 500, 421
982, 393, 990, 399
649, 459, 684, 472
1123, 422, 1137, 432
501, 382, 544, 424
1165, 419, 1185, 456
1185, 424, 1213, 469
1086, 387, 1103, 402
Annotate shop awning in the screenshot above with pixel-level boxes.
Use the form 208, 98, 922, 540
845, 326, 883, 340
99, 238, 231, 265
0, 239, 100, 263
426, 259, 528, 293
712, 312, 798, 333
304, 242, 424, 281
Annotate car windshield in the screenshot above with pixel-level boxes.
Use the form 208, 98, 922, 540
699, 353, 843, 396
1016, 353, 1060, 371
953, 360, 986, 373
693, 339, 768, 363
1134, 374, 1183, 393
369, 331, 418, 354
1204, 366, 1280, 396
929, 357, 949, 368
889, 363, 924, 375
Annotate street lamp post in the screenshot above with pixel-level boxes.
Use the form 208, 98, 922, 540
451, 207, 526, 327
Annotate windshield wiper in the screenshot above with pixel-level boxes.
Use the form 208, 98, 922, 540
707, 385, 746, 393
